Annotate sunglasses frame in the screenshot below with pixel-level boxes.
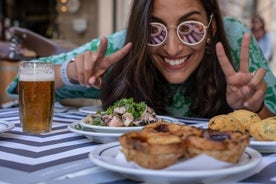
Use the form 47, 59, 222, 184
148, 13, 214, 47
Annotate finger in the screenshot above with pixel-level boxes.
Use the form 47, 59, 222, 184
82, 37, 108, 86
244, 81, 267, 111
88, 76, 103, 89
216, 42, 236, 78
226, 86, 246, 109
94, 36, 108, 60
252, 68, 266, 81
101, 42, 132, 68
246, 68, 266, 91
83, 52, 94, 86
87, 42, 132, 87
94, 42, 132, 76
75, 54, 85, 85
239, 33, 251, 73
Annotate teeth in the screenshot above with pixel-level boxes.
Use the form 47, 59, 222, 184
164, 57, 187, 66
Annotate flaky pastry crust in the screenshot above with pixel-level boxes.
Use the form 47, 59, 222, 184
186, 129, 250, 163
119, 122, 250, 169
119, 131, 186, 169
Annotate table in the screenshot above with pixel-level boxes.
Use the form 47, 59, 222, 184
0, 106, 276, 184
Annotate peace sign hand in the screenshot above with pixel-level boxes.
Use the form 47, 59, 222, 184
68, 36, 132, 88
216, 33, 267, 112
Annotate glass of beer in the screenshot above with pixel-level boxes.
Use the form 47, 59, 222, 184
18, 61, 55, 133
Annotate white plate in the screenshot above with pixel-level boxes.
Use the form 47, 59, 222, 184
68, 122, 121, 143
176, 116, 209, 124
80, 115, 180, 134
78, 106, 102, 114
249, 138, 276, 153
89, 142, 262, 184
0, 119, 15, 133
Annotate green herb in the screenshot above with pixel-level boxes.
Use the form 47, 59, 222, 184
103, 98, 146, 118
92, 117, 102, 125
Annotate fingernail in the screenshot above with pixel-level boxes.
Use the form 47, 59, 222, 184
243, 102, 249, 107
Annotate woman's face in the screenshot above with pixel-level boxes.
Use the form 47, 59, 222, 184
148, 0, 210, 84
252, 18, 263, 31
251, 17, 264, 40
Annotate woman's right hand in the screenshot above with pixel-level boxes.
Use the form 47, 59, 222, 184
67, 36, 132, 88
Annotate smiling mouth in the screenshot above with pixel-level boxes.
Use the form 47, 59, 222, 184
164, 56, 189, 66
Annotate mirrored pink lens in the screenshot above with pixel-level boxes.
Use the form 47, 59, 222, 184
149, 23, 167, 45
178, 22, 205, 45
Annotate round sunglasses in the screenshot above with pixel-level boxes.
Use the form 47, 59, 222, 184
148, 14, 213, 46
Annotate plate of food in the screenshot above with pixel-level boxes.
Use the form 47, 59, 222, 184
67, 122, 122, 143
89, 142, 262, 184
0, 119, 15, 133
79, 98, 180, 133
206, 110, 276, 153
80, 115, 180, 134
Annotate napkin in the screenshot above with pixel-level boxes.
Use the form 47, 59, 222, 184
101, 151, 233, 171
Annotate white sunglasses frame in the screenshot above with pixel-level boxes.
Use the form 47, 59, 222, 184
147, 13, 214, 47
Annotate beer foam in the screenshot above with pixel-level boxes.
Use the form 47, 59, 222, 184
19, 73, 55, 81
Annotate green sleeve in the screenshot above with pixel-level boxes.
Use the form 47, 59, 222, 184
224, 17, 276, 114
6, 29, 127, 101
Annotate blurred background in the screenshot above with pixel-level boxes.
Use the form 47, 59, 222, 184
0, 0, 276, 105
0, 0, 132, 45
1, 0, 275, 45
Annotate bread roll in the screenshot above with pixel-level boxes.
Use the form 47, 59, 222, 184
249, 117, 276, 141
208, 114, 246, 133
229, 110, 261, 134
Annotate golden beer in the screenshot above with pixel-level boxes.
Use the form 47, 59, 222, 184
18, 62, 55, 133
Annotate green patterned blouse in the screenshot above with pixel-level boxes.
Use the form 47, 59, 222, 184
7, 17, 276, 117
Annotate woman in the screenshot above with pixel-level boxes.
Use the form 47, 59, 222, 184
7, 0, 276, 118
251, 14, 274, 62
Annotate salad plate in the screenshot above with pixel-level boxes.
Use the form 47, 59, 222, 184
89, 142, 262, 184
0, 119, 15, 133
67, 122, 121, 143
79, 115, 180, 134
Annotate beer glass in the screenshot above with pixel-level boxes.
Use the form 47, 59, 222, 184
18, 61, 55, 133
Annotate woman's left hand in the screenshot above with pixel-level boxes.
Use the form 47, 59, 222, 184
216, 33, 267, 112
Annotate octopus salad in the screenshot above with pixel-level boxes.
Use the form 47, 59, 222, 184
83, 98, 159, 127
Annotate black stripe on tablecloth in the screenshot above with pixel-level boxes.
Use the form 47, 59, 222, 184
0, 141, 98, 157
0, 152, 91, 172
